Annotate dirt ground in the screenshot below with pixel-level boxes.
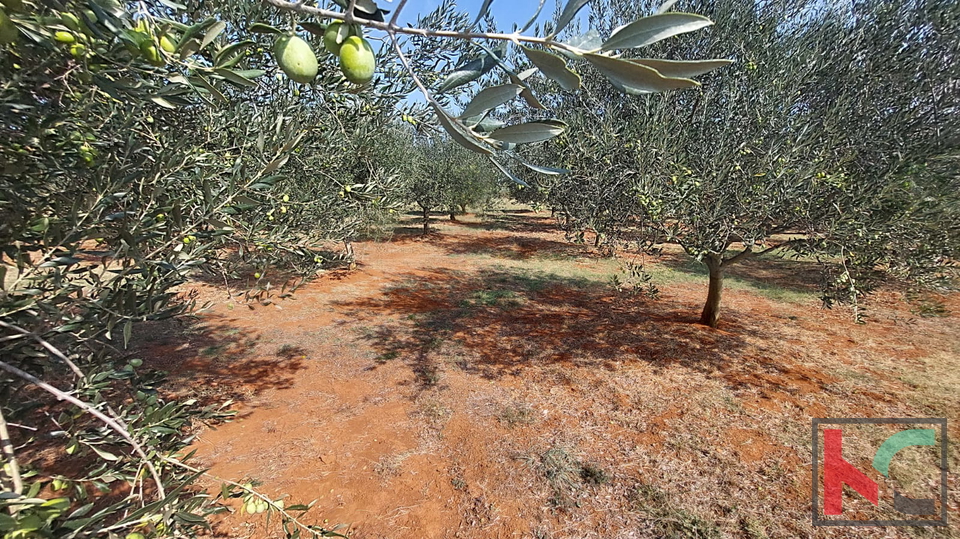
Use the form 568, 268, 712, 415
134, 210, 959, 538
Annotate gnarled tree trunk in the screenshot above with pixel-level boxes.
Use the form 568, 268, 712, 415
699, 254, 724, 328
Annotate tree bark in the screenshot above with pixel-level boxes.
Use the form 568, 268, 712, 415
449, 212, 457, 221
699, 254, 724, 328
421, 205, 430, 233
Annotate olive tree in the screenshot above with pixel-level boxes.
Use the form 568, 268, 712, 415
525, 0, 959, 327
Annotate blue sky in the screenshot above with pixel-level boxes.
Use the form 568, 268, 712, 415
386, 0, 564, 32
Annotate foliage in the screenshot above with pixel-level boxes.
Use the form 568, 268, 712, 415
0, 0, 737, 535
522, 0, 960, 327
389, 132, 502, 232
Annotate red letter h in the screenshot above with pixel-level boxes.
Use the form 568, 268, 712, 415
823, 429, 879, 514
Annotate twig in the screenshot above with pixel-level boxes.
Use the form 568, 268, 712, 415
261, 0, 582, 54
389, 0, 408, 27
388, 29, 446, 115
0, 407, 24, 496
0, 320, 85, 380
159, 456, 348, 538
0, 359, 166, 499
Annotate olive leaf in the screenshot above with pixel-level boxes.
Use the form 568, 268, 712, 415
584, 53, 698, 94
432, 103, 493, 154
656, 0, 680, 14
625, 58, 733, 78
553, 0, 592, 37
601, 13, 713, 51
472, 0, 495, 27
248, 22, 282, 34
199, 20, 226, 51
522, 47, 581, 91
459, 84, 524, 119
489, 157, 529, 187
298, 21, 325, 37
489, 120, 567, 144
438, 47, 504, 93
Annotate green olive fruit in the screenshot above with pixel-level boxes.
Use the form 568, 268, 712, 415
54, 30, 76, 43
125, 533, 146, 539
140, 41, 164, 66
69, 43, 86, 58
159, 34, 176, 53
338, 35, 375, 85
273, 34, 318, 84
129, 358, 143, 367
0, 9, 17, 45
323, 22, 343, 55
61, 12, 81, 32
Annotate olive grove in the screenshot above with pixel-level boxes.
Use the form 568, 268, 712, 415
0, 0, 731, 536
520, 0, 960, 327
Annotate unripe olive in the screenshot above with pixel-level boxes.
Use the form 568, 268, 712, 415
140, 41, 164, 66
54, 30, 76, 43
323, 22, 343, 55
338, 35, 375, 85
273, 34, 318, 84
159, 34, 176, 53
61, 12, 81, 32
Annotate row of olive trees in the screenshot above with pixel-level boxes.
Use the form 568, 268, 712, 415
517, 0, 960, 327
383, 130, 504, 233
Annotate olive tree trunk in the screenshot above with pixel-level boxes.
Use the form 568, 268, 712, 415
699, 254, 724, 328
420, 205, 431, 233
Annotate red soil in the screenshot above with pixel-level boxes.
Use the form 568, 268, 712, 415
131, 211, 959, 538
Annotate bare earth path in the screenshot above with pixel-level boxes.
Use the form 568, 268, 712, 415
134, 210, 959, 538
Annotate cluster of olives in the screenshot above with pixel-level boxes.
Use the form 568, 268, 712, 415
273, 22, 375, 85
129, 19, 176, 67
0, 1, 176, 70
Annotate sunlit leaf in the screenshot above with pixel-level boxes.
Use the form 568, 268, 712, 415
521, 0, 548, 32
601, 13, 713, 50
489, 157, 529, 186
249, 22, 282, 34
585, 53, 699, 94
438, 49, 502, 93
200, 21, 226, 51
512, 156, 569, 175
190, 75, 227, 103
625, 58, 732, 78
214, 40, 255, 67
214, 68, 261, 88
656, 0, 679, 14
472, 0, 495, 27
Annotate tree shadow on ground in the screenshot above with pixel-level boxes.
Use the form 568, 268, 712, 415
657, 250, 825, 298
454, 212, 559, 234
335, 266, 834, 398
128, 314, 309, 405
437, 234, 585, 261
